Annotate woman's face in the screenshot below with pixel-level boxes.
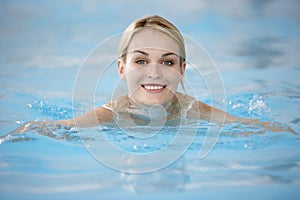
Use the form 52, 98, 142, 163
118, 28, 186, 106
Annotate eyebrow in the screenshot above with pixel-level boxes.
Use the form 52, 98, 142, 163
132, 50, 178, 57
133, 50, 149, 56
161, 52, 178, 57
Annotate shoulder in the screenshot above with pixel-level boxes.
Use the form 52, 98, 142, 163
102, 95, 129, 113
175, 92, 214, 118
175, 92, 199, 109
175, 92, 196, 103
174, 92, 198, 117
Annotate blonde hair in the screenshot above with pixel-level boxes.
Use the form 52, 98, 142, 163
118, 15, 186, 65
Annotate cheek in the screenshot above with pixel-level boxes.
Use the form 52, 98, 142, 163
124, 65, 182, 89
162, 68, 182, 85
124, 66, 144, 89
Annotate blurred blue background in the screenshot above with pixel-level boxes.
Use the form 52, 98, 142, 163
1, 0, 299, 71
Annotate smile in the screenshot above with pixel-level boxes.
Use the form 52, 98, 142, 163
141, 84, 167, 93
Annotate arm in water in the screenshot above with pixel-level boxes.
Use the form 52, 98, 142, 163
195, 100, 298, 135
0, 106, 113, 143
2, 100, 297, 142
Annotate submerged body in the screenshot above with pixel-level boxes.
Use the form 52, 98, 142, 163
57, 92, 238, 128
7, 15, 297, 135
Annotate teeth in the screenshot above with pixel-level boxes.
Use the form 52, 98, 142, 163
144, 85, 164, 90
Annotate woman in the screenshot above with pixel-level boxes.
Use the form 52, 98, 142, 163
15, 15, 294, 134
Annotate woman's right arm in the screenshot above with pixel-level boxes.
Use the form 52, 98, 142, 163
13, 105, 113, 134
57, 105, 113, 128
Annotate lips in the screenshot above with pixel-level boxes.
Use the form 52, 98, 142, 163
141, 84, 167, 93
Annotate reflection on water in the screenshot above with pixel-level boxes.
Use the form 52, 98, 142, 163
0, 91, 299, 198
1, 139, 299, 196
120, 157, 189, 192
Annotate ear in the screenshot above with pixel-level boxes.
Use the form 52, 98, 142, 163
118, 59, 126, 80
180, 61, 186, 78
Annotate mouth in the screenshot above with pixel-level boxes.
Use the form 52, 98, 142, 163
141, 84, 167, 93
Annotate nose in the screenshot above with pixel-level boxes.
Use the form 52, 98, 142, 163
147, 64, 162, 79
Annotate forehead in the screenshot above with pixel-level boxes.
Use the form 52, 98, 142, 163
127, 28, 180, 55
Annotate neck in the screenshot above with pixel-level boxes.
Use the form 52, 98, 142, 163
128, 94, 181, 119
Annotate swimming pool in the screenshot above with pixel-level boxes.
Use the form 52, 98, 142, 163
0, 57, 299, 199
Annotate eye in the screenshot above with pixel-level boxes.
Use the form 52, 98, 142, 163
162, 61, 174, 66
136, 60, 147, 65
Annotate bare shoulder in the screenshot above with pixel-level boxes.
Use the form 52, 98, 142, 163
94, 104, 114, 122
94, 95, 131, 120
175, 92, 238, 122
57, 103, 114, 128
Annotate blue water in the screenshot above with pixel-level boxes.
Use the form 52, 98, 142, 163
0, 64, 300, 199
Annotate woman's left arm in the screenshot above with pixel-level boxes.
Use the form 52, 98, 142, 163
196, 101, 298, 135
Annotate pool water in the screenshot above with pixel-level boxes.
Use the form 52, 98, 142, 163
0, 62, 300, 199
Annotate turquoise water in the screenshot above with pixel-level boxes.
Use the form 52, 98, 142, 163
0, 65, 299, 199
1, 0, 299, 199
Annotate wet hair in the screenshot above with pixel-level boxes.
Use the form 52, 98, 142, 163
118, 15, 186, 66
